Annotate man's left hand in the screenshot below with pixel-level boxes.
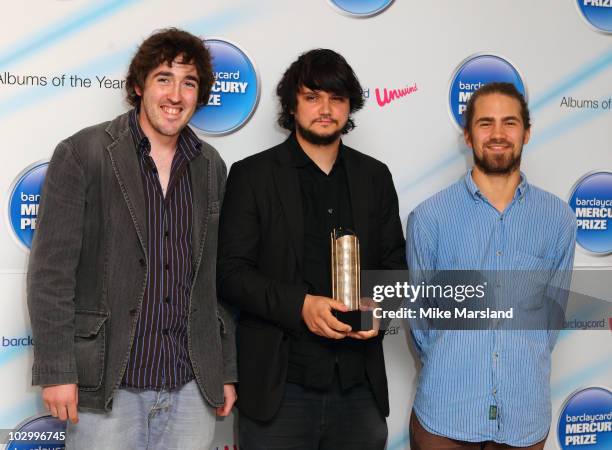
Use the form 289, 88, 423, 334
347, 297, 380, 340
216, 383, 237, 417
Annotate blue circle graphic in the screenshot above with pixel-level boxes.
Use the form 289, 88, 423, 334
328, 0, 394, 16
448, 54, 526, 130
8, 162, 48, 250
7, 414, 66, 449
569, 171, 612, 254
190, 38, 259, 135
576, 0, 612, 33
557, 387, 612, 449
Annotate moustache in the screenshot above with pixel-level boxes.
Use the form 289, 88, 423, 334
484, 139, 513, 147
312, 117, 338, 125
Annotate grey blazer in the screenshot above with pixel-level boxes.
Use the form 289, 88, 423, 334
27, 112, 236, 411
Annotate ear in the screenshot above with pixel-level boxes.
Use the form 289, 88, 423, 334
135, 84, 143, 97
463, 129, 473, 148
523, 128, 531, 145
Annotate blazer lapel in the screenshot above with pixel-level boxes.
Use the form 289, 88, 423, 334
189, 153, 209, 268
107, 132, 147, 255
343, 147, 369, 248
273, 142, 304, 271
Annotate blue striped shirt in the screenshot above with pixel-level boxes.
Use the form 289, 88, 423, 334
406, 170, 576, 446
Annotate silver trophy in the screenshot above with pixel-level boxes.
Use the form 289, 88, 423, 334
331, 228, 371, 331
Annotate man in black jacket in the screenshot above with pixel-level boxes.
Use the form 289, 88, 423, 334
218, 49, 405, 449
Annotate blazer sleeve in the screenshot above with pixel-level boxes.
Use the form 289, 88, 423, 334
378, 165, 407, 270
371, 165, 407, 335
217, 160, 307, 334
27, 138, 85, 386
211, 154, 239, 383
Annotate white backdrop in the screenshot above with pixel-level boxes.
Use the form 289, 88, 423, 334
1, 1, 611, 449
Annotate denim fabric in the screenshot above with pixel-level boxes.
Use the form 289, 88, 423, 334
66, 380, 215, 450
238, 379, 387, 450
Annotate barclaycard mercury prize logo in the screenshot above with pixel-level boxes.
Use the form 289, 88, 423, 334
568, 171, 612, 254
557, 387, 612, 449
7, 161, 48, 250
448, 53, 527, 131
190, 38, 260, 135
576, 0, 612, 33
327, 0, 394, 17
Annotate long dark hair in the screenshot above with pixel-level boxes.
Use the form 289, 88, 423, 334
276, 49, 364, 134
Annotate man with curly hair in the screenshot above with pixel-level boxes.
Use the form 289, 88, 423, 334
27, 28, 236, 449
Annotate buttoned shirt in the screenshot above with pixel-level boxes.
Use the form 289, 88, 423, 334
121, 109, 200, 389
286, 134, 367, 390
406, 170, 576, 446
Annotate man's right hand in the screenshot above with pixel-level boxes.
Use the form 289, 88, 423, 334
301, 294, 351, 339
42, 383, 78, 424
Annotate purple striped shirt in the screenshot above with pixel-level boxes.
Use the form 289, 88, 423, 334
121, 109, 200, 390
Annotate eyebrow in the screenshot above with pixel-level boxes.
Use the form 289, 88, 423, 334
152, 70, 199, 83
299, 89, 344, 97
475, 115, 520, 123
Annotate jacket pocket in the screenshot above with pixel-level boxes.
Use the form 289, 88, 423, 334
74, 310, 108, 391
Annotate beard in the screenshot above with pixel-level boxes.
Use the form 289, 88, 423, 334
473, 140, 522, 175
296, 120, 344, 146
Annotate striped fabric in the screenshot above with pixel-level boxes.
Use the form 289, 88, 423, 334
406, 170, 576, 446
121, 109, 201, 390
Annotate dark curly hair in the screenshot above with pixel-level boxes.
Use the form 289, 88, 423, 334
463, 82, 530, 134
125, 28, 214, 107
276, 49, 364, 134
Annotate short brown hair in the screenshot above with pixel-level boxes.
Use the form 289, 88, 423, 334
126, 28, 214, 107
463, 82, 530, 134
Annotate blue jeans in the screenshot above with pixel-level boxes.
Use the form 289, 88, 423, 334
239, 379, 387, 449
66, 380, 216, 450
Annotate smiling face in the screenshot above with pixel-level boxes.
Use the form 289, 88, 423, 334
135, 57, 199, 144
293, 87, 350, 146
464, 92, 531, 175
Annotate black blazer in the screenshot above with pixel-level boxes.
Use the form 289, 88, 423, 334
217, 135, 406, 421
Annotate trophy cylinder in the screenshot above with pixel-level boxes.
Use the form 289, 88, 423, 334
331, 229, 360, 311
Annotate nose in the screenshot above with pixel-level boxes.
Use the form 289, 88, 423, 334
491, 121, 505, 139
167, 82, 181, 103
319, 96, 331, 114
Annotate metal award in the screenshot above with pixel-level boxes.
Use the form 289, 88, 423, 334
331, 228, 372, 331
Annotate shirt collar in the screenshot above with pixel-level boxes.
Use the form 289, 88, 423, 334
128, 108, 202, 161
288, 132, 344, 170
464, 169, 529, 203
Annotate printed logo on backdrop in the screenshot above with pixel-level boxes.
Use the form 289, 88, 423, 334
568, 171, 612, 255
4, 414, 65, 449
2, 335, 33, 347
557, 386, 612, 449
327, 0, 394, 17
448, 53, 527, 131
7, 161, 48, 251
190, 38, 260, 135
575, 0, 612, 34
374, 83, 418, 108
